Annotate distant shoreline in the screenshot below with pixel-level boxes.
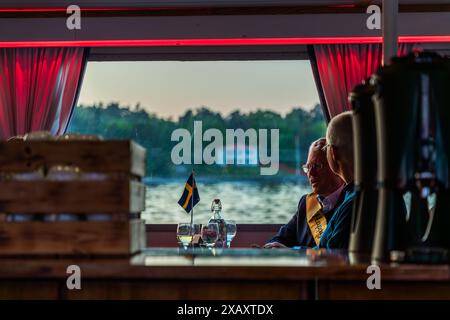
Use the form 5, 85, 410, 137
143, 175, 308, 185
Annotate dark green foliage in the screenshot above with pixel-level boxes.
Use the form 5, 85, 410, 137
67, 103, 326, 177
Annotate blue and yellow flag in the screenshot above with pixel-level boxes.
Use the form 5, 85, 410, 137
178, 172, 200, 213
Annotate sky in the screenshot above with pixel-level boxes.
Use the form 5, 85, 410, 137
78, 60, 320, 119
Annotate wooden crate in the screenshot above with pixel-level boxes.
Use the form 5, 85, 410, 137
0, 140, 147, 256
0, 180, 145, 213
0, 140, 146, 176
0, 220, 146, 256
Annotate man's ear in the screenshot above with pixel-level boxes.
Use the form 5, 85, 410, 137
330, 145, 338, 164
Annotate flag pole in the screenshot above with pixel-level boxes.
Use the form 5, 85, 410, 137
190, 169, 194, 247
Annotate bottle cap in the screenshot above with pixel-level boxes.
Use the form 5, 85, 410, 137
211, 199, 222, 212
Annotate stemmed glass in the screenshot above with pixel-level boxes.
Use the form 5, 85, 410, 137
201, 223, 219, 249
226, 220, 237, 248
177, 223, 200, 250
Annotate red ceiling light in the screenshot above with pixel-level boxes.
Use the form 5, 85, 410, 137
398, 35, 450, 43
0, 37, 381, 48
0, 7, 175, 12
0, 36, 448, 48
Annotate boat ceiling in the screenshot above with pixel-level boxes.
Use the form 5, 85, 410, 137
0, 1, 449, 11
0, 0, 448, 60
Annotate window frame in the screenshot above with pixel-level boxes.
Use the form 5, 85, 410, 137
75, 47, 322, 227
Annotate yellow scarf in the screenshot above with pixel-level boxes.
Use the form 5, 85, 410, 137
306, 193, 328, 246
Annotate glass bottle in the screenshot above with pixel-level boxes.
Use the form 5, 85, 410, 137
208, 199, 227, 248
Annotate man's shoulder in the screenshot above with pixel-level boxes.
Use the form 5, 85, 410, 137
333, 190, 356, 219
299, 193, 309, 202
296, 193, 309, 206
294, 194, 309, 217
343, 188, 356, 205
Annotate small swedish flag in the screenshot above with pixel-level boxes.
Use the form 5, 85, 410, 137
178, 172, 200, 213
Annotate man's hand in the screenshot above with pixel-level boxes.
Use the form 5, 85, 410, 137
263, 242, 287, 248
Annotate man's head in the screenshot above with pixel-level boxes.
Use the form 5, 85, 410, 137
325, 111, 355, 184
304, 138, 343, 196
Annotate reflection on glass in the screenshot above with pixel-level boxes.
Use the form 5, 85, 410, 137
201, 223, 219, 249
226, 220, 237, 248
427, 193, 436, 212
403, 191, 412, 221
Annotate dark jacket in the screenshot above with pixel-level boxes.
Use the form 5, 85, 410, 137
318, 182, 355, 249
267, 188, 347, 248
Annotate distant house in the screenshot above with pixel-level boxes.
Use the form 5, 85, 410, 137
216, 143, 258, 166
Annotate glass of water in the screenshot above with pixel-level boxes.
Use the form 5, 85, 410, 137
201, 223, 219, 249
177, 223, 200, 249
226, 220, 237, 248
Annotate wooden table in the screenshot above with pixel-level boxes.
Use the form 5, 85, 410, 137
0, 248, 448, 300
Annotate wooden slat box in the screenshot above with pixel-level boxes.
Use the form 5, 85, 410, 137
0, 140, 147, 256
0, 140, 146, 176
0, 180, 145, 213
0, 220, 146, 256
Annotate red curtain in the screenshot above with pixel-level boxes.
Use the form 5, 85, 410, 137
0, 47, 88, 139
309, 44, 413, 119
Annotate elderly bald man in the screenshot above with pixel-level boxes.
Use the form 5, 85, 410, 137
318, 111, 355, 249
264, 138, 344, 248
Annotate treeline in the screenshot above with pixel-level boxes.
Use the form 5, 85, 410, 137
67, 103, 326, 177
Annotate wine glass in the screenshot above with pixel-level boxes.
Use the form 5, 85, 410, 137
226, 220, 237, 248
201, 223, 219, 249
177, 223, 200, 249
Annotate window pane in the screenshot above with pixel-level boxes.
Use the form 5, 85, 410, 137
67, 60, 325, 224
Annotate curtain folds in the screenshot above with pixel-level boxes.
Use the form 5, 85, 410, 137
309, 43, 413, 119
0, 47, 88, 139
